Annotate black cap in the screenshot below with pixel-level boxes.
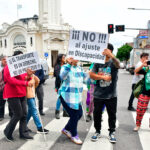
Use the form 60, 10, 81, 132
107, 43, 114, 52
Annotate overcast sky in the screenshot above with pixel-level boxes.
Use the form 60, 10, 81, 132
0, 0, 150, 54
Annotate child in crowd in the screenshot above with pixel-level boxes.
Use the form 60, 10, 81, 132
26, 68, 49, 134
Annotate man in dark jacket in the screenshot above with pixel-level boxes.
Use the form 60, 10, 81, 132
35, 66, 45, 115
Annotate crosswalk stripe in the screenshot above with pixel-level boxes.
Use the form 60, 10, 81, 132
0, 107, 48, 140
18, 114, 69, 150
81, 111, 119, 150
132, 112, 150, 150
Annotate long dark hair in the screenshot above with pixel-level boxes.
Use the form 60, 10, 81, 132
54, 54, 65, 67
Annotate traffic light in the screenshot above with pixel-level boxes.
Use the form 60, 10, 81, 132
115, 25, 125, 32
108, 24, 114, 34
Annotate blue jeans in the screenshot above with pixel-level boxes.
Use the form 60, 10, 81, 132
27, 98, 42, 129
60, 96, 83, 137
56, 97, 61, 110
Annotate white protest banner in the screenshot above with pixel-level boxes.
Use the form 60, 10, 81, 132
68, 30, 109, 64
7, 51, 41, 77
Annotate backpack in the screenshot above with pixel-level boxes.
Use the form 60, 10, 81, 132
133, 67, 149, 98
133, 78, 144, 98
0, 69, 5, 92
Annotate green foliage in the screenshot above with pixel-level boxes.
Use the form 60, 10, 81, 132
116, 44, 132, 61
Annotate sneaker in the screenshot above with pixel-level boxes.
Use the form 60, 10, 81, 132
62, 128, 72, 138
37, 128, 49, 134
63, 110, 69, 117
71, 135, 82, 145
39, 111, 45, 116
55, 110, 60, 119
20, 134, 33, 140
133, 126, 140, 132
86, 114, 92, 122
128, 107, 136, 111
4, 130, 14, 142
109, 132, 116, 143
91, 132, 101, 141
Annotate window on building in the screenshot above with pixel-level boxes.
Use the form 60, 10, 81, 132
0, 40, 2, 48
30, 37, 33, 46
13, 34, 26, 48
5, 39, 7, 48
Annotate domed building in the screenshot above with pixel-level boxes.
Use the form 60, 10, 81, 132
0, 0, 71, 69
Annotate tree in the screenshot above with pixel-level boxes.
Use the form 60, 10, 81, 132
116, 44, 132, 62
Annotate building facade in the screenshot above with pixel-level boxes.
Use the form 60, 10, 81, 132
134, 20, 150, 49
0, 0, 71, 69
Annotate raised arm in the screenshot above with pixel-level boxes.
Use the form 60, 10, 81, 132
4, 66, 28, 86
135, 60, 147, 73
103, 49, 120, 69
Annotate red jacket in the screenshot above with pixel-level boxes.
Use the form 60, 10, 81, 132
3, 65, 28, 99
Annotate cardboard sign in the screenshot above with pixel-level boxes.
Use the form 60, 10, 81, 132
68, 30, 109, 64
7, 52, 41, 77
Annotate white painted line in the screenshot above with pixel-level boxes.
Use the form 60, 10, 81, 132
132, 112, 150, 150
0, 107, 48, 140
81, 111, 119, 150
18, 115, 69, 150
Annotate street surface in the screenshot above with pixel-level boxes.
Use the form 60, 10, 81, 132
0, 69, 149, 150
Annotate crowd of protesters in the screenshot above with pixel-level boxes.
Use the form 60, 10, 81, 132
0, 43, 150, 145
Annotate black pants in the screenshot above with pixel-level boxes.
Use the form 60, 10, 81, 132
60, 96, 83, 137
36, 84, 44, 112
128, 84, 136, 108
93, 97, 117, 133
0, 91, 13, 118
4, 97, 27, 137
0, 91, 6, 118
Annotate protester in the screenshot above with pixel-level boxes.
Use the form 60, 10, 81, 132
0, 55, 7, 121
133, 58, 150, 131
26, 68, 49, 134
86, 63, 106, 122
54, 54, 69, 119
3, 51, 33, 141
35, 66, 45, 115
127, 53, 149, 111
58, 57, 90, 145
90, 43, 120, 143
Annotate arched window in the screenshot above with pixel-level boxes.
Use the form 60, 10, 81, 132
13, 34, 26, 47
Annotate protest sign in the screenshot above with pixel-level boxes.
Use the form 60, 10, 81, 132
7, 51, 41, 77
68, 30, 109, 64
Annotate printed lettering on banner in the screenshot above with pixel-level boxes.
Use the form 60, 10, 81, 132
67, 30, 109, 64
7, 51, 41, 77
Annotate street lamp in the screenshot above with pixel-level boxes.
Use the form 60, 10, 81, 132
128, 8, 150, 11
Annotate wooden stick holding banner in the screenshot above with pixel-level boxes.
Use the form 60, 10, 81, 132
67, 30, 109, 64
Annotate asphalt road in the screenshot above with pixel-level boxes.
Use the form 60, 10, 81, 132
0, 69, 149, 150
